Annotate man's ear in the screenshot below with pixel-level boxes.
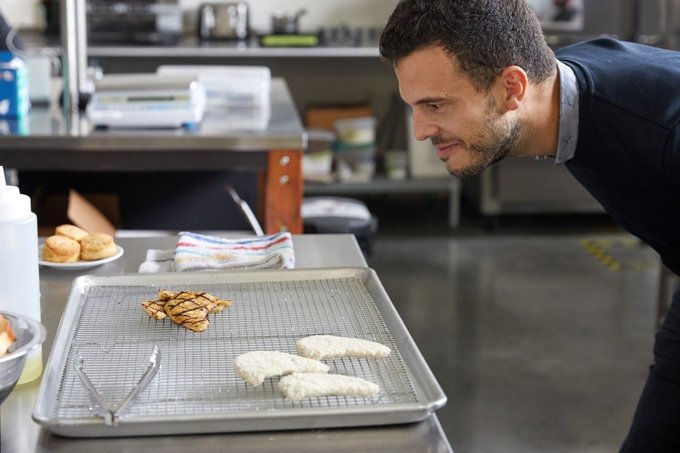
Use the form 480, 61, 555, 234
497, 66, 528, 111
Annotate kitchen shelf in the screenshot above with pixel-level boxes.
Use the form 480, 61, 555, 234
304, 176, 461, 228
21, 31, 381, 59
88, 43, 381, 59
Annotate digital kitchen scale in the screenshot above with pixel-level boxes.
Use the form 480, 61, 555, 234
86, 74, 206, 129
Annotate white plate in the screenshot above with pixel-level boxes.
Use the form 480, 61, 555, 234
39, 245, 124, 270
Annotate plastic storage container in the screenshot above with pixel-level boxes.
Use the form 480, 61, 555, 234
334, 116, 376, 145
156, 65, 271, 108
333, 116, 377, 182
0, 166, 42, 384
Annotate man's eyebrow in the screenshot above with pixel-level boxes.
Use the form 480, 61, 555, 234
414, 96, 449, 105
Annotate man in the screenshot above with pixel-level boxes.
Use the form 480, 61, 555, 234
379, 0, 680, 451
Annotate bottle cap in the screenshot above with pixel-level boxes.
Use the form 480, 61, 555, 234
0, 165, 31, 220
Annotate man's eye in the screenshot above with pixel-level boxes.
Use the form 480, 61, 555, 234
427, 103, 441, 112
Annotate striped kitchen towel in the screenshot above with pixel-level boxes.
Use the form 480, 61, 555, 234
173, 231, 295, 271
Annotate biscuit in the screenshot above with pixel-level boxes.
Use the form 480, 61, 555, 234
42, 235, 81, 263
55, 224, 88, 241
80, 232, 118, 261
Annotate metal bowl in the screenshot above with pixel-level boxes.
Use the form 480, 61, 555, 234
0, 310, 46, 405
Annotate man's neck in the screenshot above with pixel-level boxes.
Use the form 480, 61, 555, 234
519, 72, 561, 158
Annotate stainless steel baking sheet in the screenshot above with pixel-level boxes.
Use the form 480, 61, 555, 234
33, 268, 446, 437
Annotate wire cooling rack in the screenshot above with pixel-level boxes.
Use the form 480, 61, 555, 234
41, 269, 440, 434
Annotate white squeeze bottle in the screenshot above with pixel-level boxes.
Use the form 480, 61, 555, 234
0, 166, 42, 384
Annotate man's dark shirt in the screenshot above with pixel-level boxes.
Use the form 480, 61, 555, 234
557, 38, 680, 275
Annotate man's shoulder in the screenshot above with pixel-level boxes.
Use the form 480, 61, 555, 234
556, 37, 673, 62
556, 38, 680, 129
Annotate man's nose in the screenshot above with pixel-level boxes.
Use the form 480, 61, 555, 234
412, 111, 437, 141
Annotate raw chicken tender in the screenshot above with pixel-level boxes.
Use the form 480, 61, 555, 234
278, 373, 379, 401
234, 351, 329, 386
296, 335, 391, 360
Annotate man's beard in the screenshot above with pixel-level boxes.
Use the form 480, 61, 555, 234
435, 96, 522, 179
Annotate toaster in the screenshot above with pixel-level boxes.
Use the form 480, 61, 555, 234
198, 2, 249, 41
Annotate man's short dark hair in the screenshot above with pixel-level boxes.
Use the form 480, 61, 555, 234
379, 0, 555, 91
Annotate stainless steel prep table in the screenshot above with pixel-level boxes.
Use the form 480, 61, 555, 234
0, 234, 452, 453
0, 79, 306, 234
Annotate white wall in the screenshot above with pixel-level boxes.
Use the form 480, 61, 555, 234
0, 0, 397, 32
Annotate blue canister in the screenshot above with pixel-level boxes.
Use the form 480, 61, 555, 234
0, 51, 29, 118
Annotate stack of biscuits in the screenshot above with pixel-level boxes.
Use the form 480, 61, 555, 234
42, 224, 118, 263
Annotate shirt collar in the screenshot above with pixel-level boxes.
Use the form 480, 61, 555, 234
554, 60, 579, 165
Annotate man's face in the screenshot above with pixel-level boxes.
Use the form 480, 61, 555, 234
395, 45, 521, 178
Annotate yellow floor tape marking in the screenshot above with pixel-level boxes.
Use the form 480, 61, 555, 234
579, 239, 650, 272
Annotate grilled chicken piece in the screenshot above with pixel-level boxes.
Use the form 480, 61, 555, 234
193, 292, 232, 313
158, 289, 177, 301
181, 317, 209, 332
142, 289, 233, 332
212, 297, 233, 312
141, 300, 167, 319
158, 290, 232, 313
164, 296, 209, 328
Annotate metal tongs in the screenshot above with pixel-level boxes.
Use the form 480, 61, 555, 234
74, 345, 161, 426
225, 185, 264, 236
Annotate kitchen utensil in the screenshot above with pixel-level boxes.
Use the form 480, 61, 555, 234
33, 269, 446, 437
271, 8, 307, 34
74, 345, 161, 426
0, 311, 46, 404
199, 2, 249, 41
225, 185, 264, 236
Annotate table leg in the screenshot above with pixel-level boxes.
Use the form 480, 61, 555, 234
260, 149, 303, 234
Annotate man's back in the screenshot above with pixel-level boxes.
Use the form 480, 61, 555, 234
556, 38, 680, 274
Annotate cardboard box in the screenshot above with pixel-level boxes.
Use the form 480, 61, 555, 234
305, 105, 373, 132
36, 190, 118, 237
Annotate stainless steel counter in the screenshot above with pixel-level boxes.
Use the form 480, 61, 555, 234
0, 79, 306, 233
0, 79, 305, 157
0, 234, 452, 453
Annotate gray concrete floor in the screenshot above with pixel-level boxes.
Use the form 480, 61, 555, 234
363, 196, 662, 453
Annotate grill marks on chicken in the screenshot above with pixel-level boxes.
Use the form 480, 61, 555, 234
164, 296, 209, 331
141, 290, 233, 332
141, 300, 168, 320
